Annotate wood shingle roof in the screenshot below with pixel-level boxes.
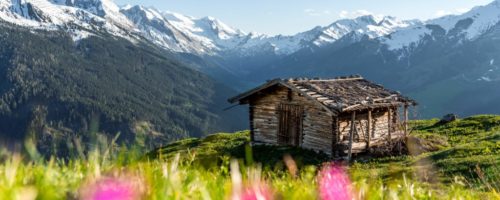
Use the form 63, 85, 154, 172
228, 75, 416, 113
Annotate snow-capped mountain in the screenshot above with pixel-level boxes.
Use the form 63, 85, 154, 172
381, 0, 500, 50
307, 15, 419, 47
0, 0, 419, 57
120, 5, 248, 55
5, 0, 499, 60
0, 0, 137, 40
119, 5, 417, 56
2, 0, 500, 58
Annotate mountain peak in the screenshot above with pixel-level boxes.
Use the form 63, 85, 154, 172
197, 16, 245, 38
202, 16, 217, 21
120, 4, 133, 10
121, 4, 164, 21
356, 15, 379, 23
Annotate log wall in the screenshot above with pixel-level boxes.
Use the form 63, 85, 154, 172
249, 86, 334, 155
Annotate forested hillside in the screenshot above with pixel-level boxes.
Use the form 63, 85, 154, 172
0, 22, 245, 153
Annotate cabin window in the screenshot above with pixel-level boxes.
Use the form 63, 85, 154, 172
277, 103, 304, 146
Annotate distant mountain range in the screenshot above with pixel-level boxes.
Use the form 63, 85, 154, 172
3, 0, 499, 60
1, 0, 500, 142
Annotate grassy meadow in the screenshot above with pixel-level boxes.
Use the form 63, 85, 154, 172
1, 115, 500, 199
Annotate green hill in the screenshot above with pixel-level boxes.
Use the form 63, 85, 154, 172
151, 115, 500, 188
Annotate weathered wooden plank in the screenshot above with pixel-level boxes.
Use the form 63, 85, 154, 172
304, 114, 332, 121
404, 104, 408, 137
348, 111, 356, 161
302, 138, 332, 146
254, 108, 278, 114
388, 107, 392, 144
303, 119, 332, 126
302, 143, 331, 151
250, 105, 255, 142
303, 130, 332, 138
303, 132, 333, 140
253, 117, 277, 122
302, 141, 331, 148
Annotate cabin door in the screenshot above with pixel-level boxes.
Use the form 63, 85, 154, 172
277, 103, 304, 146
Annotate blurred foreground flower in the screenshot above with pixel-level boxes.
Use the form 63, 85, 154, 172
239, 184, 274, 200
79, 174, 146, 200
318, 163, 353, 200
231, 159, 274, 200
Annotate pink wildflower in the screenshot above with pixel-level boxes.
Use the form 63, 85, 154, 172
230, 159, 274, 200
239, 184, 274, 200
318, 163, 353, 200
80, 176, 145, 200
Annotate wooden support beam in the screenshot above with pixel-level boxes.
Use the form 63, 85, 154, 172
404, 104, 409, 137
332, 116, 338, 156
388, 107, 392, 144
249, 105, 255, 142
348, 111, 356, 161
367, 109, 372, 149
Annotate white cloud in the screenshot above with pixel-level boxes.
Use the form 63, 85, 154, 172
435, 10, 453, 17
338, 10, 383, 20
339, 10, 372, 18
304, 8, 332, 16
339, 10, 350, 18
434, 8, 471, 17
455, 8, 471, 14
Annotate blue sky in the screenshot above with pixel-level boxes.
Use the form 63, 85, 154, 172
114, 0, 494, 35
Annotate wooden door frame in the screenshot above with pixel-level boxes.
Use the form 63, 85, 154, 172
277, 103, 304, 146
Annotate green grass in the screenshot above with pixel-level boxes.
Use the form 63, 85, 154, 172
148, 131, 330, 170
1, 115, 500, 199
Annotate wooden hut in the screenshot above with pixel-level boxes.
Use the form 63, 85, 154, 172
228, 75, 417, 159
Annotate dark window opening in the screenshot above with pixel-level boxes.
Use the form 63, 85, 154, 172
277, 103, 304, 146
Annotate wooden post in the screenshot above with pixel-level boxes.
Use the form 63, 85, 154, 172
404, 104, 409, 137
332, 116, 338, 157
249, 105, 255, 143
388, 107, 392, 144
348, 111, 356, 161
336, 116, 341, 157
367, 109, 372, 148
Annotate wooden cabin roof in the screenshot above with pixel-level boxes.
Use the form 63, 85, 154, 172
228, 75, 416, 113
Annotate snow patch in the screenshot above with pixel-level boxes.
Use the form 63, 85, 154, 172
479, 76, 492, 81
69, 29, 93, 41
381, 25, 430, 50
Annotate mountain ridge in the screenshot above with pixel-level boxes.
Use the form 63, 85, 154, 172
4, 0, 499, 61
